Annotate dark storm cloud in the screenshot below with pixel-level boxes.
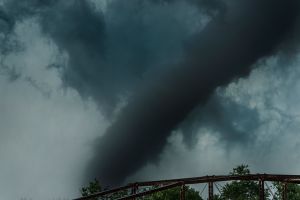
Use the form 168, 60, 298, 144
0, 9, 13, 33
0, 6, 15, 55
0, 0, 217, 184
87, 0, 300, 186
3, 0, 110, 108
2, 0, 300, 188
50, 0, 207, 113
151, 0, 226, 15
179, 93, 261, 148
1, 0, 214, 113
0, 7, 20, 80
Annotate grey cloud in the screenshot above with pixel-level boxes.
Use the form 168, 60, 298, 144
1, 0, 211, 113
0, 0, 217, 189
129, 53, 300, 184
2, 0, 300, 190
0, 19, 107, 199
179, 93, 261, 148
86, 0, 300, 186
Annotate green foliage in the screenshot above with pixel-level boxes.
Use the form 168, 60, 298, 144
80, 180, 203, 200
80, 179, 129, 200
143, 186, 203, 200
272, 182, 300, 200
214, 180, 260, 200
185, 187, 204, 200
214, 164, 269, 200
80, 165, 300, 200
81, 179, 102, 197
230, 164, 250, 176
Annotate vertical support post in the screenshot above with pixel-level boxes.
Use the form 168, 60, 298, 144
259, 179, 265, 200
180, 184, 185, 200
131, 183, 138, 200
282, 182, 287, 200
208, 182, 214, 200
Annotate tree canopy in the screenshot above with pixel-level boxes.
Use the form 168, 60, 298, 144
80, 164, 300, 200
213, 164, 268, 200
80, 180, 203, 200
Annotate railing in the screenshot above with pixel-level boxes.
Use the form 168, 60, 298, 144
73, 173, 300, 200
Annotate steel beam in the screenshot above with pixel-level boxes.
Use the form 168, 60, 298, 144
180, 185, 185, 200
116, 182, 183, 200
73, 174, 300, 200
282, 183, 287, 200
131, 184, 138, 200
259, 179, 265, 200
135, 174, 300, 186
208, 182, 213, 200
73, 184, 133, 200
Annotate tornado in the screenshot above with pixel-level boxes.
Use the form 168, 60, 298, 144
86, 0, 299, 186
1, 0, 299, 188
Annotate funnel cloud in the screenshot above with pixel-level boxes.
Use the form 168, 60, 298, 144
1, 0, 300, 193
87, 0, 300, 185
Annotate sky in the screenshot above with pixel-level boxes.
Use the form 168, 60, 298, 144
1, 0, 300, 199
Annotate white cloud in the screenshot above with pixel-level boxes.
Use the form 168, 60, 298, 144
0, 19, 109, 200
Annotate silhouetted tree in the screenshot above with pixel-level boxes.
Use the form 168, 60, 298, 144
80, 179, 203, 200
143, 186, 203, 200
214, 164, 270, 200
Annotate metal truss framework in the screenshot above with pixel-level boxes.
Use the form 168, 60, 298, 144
73, 174, 300, 200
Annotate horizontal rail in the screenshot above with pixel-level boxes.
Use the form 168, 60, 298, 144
73, 184, 133, 200
135, 174, 300, 186
73, 173, 300, 200
116, 182, 183, 200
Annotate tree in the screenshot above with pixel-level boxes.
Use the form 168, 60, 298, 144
214, 164, 269, 200
80, 180, 203, 200
80, 179, 103, 200
272, 182, 300, 200
81, 179, 102, 197
80, 179, 127, 199
144, 186, 203, 200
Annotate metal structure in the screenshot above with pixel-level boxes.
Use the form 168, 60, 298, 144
74, 174, 300, 200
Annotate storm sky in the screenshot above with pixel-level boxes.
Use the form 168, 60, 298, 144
1, 0, 300, 199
